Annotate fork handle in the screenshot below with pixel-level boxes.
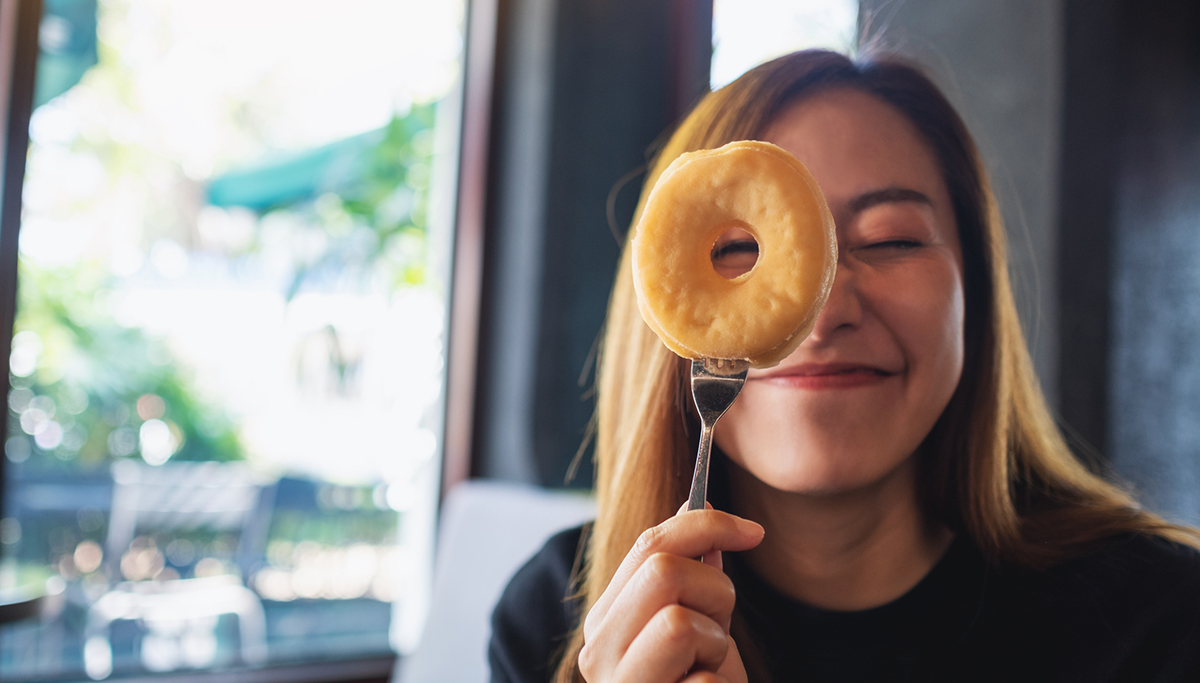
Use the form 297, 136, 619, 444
687, 421, 715, 512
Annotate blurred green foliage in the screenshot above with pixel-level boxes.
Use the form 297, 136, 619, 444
8, 261, 244, 470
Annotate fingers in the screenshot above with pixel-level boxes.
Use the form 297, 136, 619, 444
578, 510, 762, 682
622, 554, 731, 631
614, 605, 728, 681
587, 551, 737, 665
588, 510, 763, 629
580, 605, 731, 683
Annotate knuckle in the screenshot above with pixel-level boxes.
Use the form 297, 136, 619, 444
715, 572, 737, 611
641, 552, 682, 585
582, 605, 600, 638
632, 525, 663, 556
655, 604, 698, 645
577, 641, 597, 675
582, 617, 594, 638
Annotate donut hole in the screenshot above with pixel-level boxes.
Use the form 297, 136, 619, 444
711, 225, 759, 279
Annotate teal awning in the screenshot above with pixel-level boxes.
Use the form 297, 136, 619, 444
206, 128, 387, 212
205, 103, 436, 213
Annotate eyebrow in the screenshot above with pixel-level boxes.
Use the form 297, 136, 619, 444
847, 187, 933, 213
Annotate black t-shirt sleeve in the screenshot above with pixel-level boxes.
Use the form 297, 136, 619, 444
489, 525, 587, 683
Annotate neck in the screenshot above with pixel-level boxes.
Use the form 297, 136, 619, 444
728, 457, 952, 611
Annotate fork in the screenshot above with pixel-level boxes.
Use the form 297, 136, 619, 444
686, 357, 750, 512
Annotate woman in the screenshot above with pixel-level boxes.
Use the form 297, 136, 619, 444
490, 50, 1200, 682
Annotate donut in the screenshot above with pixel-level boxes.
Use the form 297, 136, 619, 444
631, 140, 837, 368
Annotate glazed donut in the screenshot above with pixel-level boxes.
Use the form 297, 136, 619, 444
631, 140, 837, 368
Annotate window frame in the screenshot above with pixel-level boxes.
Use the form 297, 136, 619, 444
0, 0, 39, 544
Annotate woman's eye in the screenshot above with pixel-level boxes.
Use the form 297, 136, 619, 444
849, 239, 925, 263
867, 239, 922, 250
710, 240, 759, 278
711, 240, 759, 260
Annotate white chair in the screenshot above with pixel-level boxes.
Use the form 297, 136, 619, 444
397, 480, 595, 683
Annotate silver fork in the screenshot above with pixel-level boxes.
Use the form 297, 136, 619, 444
687, 357, 750, 511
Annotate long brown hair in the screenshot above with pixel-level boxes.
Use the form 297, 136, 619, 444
553, 49, 1200, 683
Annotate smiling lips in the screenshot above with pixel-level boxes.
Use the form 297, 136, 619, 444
752, 362, 895, 389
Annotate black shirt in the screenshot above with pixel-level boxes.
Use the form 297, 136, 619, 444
489, 526, 1200, 682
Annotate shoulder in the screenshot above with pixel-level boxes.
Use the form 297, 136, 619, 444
1040, 532, 1200, 604
489, 524, 588, 683
494, 524, 588, 620
1017, 533, 1200, 681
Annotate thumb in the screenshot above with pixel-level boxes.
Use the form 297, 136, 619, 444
675, 501, 725, 569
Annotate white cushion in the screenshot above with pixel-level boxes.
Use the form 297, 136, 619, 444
398, 480, 595, 683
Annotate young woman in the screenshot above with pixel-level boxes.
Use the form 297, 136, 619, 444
489, 50, 1200, 683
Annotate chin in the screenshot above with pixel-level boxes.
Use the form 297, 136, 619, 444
724, 435, 916, 498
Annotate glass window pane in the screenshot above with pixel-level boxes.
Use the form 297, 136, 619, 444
711, 0, 860, 90
0, 0, 462, 679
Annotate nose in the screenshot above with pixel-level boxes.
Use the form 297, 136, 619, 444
804, 254, 862, 344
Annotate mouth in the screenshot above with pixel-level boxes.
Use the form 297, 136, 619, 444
751, 362, 896, 389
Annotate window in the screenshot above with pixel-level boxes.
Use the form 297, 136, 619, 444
711, 0, 859, 89
0, 0, 463, 679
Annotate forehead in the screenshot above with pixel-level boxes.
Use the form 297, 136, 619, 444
758, 87, 949, 212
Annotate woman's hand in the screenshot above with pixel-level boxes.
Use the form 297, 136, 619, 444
578, 509, 765, 682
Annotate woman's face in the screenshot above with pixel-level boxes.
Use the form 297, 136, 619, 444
713, 87, 965, 495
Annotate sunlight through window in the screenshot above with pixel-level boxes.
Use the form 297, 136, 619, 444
1, 0, 463, 678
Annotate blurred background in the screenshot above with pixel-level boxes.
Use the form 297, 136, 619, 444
1, 0, 459, 678
1, 0, 1198, 682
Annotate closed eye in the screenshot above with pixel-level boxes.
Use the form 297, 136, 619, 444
711, 240, 759, 279
848, 239, 926, 264
866, 239, 922, 250
711, 240, 759, 259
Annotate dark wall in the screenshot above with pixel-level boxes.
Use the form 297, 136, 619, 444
1057, 0, 1121, 461
1104, 1, 1200, 523
473, 0, 710, 488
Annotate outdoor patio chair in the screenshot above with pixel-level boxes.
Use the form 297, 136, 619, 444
83, 460, 276, 679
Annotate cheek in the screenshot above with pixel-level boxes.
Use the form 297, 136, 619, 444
870, 258, 965, 392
